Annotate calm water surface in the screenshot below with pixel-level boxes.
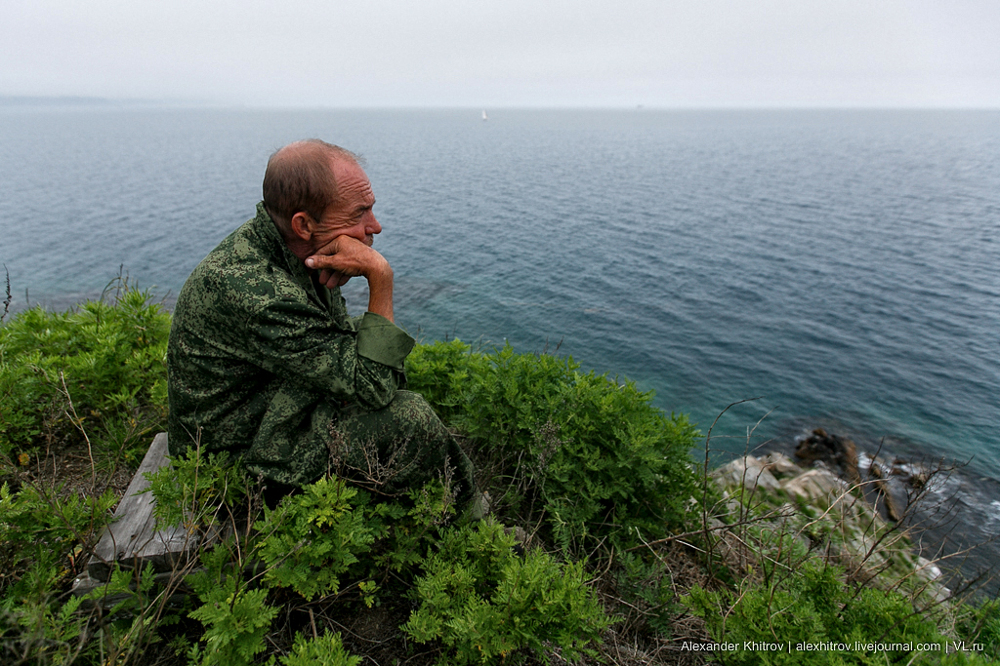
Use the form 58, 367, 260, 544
1, 108, 997, 489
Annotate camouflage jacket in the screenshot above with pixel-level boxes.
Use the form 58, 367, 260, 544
166, 203, 415, 485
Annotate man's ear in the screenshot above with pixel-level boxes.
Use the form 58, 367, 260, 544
289, 212, 313, 241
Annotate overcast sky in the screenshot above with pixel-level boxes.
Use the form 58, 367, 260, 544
3, 0, 998, 108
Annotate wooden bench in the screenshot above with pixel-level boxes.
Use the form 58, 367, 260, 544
72, 433, 210, 600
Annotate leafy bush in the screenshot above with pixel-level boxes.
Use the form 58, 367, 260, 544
954, 599, 1000, 662
254, 477, 378, 600
0, 279, 169, 466
0, 284, 690, 665
406, 340, 701, 552
146, 447, 248, 531
187, 572, 279, 666
614, 551, 680, 638
0, 481, 118, 665
0, 592, 94, 666
685, 557, 951, 665
0, 282, 171, 666
403, 519, 611, 665
6, 287, 991, 666
0, 481, 116, 600
280, 631, 361, 666
148, 445, 611, 666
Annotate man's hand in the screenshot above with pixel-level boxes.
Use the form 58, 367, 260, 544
305, 236, 394, 322
305, 236, 386, 286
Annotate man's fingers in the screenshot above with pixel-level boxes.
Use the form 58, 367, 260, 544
316, 268, 351, 290
321, 273, 350, 289
309, 234, 360, 260
305, 241, 365, 272
306, 236, 387, 289
305, 254, 337, 270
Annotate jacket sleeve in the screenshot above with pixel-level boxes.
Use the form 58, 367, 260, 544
244, 297, 414, 410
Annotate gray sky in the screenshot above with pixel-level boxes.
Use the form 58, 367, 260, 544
3, 0, 998, 108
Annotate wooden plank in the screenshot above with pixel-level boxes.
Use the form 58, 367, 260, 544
87, 432, 203, 581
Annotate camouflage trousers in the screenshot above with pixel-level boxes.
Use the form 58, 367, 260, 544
327, 390, 477, 509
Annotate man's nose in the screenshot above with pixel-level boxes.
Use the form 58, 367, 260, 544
365, 214, 382, 235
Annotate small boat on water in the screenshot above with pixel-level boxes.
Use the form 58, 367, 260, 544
482, 110, 489, 121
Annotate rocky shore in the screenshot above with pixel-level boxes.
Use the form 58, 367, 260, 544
710, 429, 960, 604
750, 426, 1000, 597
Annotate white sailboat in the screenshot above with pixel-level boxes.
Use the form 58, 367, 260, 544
482, 110, 489, 121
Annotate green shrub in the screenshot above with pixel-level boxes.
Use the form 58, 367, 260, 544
402, 337, 490, 423
187, 575, 278, 666
0, 481, 116, 600
407, 340, 701, 553
0, 592, 94, 666
0, 280, 170, 466
0, 281, 171, 665
155, 454, 610, 666
254, 477, 377, 600
614, 551, 679, 638
370, 478, 455, 575
146, 447, 248, 531
403, 519, 611, 665
0, 481, 118, 665
11, 285, 984, 666
952, 599, 1000, 662
279, 631, 361, 666
684, 558, 949, 665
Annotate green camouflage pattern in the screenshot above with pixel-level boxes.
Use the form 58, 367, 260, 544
167, 202, 425, 486
329, 390, 476, 507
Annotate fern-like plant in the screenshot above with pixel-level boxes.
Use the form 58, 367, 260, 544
254, 477, 377, 600
403, 519, 611, 665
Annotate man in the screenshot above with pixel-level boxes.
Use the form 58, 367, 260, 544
166, 139, 475, 509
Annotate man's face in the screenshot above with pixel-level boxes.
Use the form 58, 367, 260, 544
310, 158, 381, 251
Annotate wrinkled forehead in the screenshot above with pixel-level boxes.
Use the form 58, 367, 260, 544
332, 158, 374, 200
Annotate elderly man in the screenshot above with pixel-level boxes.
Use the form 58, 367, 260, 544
166, 139, 475, 509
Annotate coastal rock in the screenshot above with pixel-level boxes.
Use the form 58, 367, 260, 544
885, 456, 930, 492
712, 455, 781, 493
909, 472, 929, 490
781, 468, 844, 504
761, 452, 803, 479
915, 556, 943, 581
711, 454, 952, 607
913, 557, 951, 604
866, 460, 904, 522
795, 428, 861, 484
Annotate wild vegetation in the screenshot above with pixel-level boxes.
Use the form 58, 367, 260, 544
1, 281, 998, 665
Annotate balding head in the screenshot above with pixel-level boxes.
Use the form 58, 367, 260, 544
262, 139, 360, 236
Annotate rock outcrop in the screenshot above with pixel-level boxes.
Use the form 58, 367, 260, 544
711, 452, 951, 604
792, 429, 919, 523
712, 455, 781, 493
795, 428, 861, 484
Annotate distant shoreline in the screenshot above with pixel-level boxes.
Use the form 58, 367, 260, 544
0, 95, 113, 106
0, 95, 209, 108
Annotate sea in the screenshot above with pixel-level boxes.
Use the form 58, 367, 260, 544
1, 106, 998, 587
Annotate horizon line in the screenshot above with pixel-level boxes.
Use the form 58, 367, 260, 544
3, 96, 1000, 112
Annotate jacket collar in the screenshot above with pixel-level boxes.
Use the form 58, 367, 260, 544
251, 202, 333, 310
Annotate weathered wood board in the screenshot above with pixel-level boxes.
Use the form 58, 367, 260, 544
85, 432, 199, 582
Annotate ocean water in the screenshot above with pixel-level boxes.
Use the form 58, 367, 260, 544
1, 108, 998, 504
